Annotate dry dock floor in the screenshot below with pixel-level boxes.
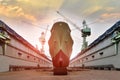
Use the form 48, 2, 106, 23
0, 70, 120, 80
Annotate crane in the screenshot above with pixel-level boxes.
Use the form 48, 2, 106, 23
57, 11, 81, 31
21, 20, 49, 53
56, 11, 91, 50
39, 25, 49, 54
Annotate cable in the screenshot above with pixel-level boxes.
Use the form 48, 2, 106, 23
21, 20, 50, 31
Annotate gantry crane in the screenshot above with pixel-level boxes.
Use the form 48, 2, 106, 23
57, 11, 91, 50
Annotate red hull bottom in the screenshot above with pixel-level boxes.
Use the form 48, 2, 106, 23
52, 50, 69, 75
52, 50, 69, 67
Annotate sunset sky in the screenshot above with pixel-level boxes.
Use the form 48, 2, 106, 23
0, 0, 120, 59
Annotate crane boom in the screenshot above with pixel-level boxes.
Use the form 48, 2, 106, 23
57, 11, 81, 31
57, 11, 91, 50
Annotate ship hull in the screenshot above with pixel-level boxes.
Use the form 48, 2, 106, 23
48, 21, 73, 75
52, 50, 69, 67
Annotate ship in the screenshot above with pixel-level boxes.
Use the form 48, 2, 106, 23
48, 21, 73, 75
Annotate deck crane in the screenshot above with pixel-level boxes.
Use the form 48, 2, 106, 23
57, 11, 91, 50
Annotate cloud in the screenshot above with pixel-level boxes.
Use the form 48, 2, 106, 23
17, 0, 64, 11
104, 7, 115, 12
0, 0, 64, 23
83, 6, 102, 17
92, 12, 120, 23
0, 4, 37, 22
101, 13, 120, 19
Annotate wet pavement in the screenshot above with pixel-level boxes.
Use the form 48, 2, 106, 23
0, 70, 120, 80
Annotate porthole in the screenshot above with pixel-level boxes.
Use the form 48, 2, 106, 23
27, 55, 30, 59
92, 55, 95, 58
99, 52, 103, 56
86, 58, 88, 60
18, 52, 22, 57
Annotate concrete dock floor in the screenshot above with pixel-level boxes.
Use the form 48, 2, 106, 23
0, 70, 120, 80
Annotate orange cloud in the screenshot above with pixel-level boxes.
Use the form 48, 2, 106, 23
94, 13, 120, 23
17, 0, 64, 11
83, 6, 102, 16
0, 5, 37, 22
101, 13, 120, 19
104, 7, 115, 12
